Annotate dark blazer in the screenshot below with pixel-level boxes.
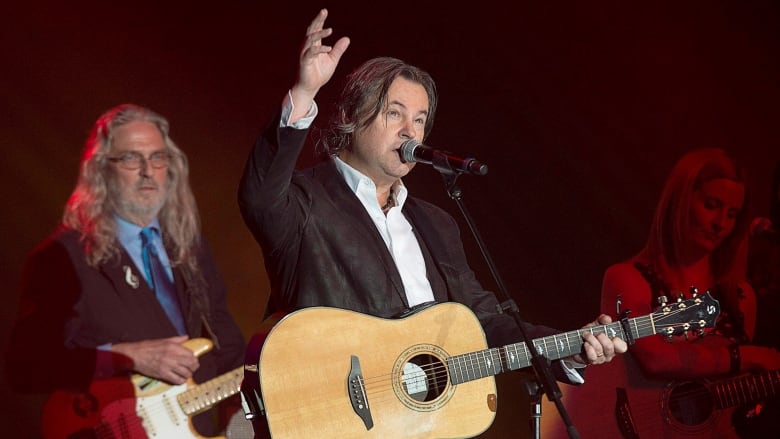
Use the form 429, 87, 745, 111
6, 227, 245, 393
238, 114, 564, 351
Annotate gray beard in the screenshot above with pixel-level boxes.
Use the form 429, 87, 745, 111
109, 180, 167, 225
118, 197, 164, 223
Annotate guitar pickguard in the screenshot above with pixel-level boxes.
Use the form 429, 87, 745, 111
42, 338, 243, 439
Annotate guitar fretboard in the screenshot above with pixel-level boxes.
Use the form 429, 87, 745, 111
445, 293, 719, 385
713, 369, 780, 409
446, 312, 671, 385
177, 366, 244, 415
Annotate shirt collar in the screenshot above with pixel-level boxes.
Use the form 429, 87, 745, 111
332, 156, 408, 209
116, 215, 162, 245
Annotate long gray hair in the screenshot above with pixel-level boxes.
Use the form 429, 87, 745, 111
63, 104, 201, 272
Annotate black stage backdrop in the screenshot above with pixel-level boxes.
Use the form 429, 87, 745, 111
2, 1, 778, 437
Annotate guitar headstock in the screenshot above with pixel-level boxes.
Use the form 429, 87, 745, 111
652, 291, 721, 337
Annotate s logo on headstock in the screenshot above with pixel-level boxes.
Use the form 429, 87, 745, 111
653, 292, 721, 337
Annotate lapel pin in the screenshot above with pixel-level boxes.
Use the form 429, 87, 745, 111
123, 265, 140, 289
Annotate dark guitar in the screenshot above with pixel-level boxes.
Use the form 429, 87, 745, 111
245, 293, 720, 439
546, 357, 779, 439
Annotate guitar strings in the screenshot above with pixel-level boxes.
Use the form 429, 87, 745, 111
353, 308, 704, 408
265, 301, 711, 422
559, 365, 780, 435
82, 372, 242, 437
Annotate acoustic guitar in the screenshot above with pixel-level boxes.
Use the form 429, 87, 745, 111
245, 293, 720, 438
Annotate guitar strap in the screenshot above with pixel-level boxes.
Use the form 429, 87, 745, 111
614, 387, 640, 439
240, 370, 270, 438
178, 260, 218, 347
240, 311, 288, 437
241, 323, 281, 439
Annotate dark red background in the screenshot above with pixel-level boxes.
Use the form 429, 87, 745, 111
2, 1, 778, 436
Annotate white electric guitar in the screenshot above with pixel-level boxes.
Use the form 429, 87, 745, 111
42, 338, 243, 439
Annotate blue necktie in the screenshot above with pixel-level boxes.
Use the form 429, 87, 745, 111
140, 227, 187, 335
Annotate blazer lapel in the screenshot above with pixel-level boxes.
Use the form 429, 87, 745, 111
100, 249, 188, 335
100, 252, 146, 295
316, 160, 408, 303
171, 264, 200, 337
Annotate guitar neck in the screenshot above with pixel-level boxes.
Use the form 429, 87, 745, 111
448, 314, 657, 384
177, 366, 244, 416
713, 369, 780, 409
447, 292, 722, 385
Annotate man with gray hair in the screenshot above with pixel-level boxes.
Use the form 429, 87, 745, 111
6, 104, 245, 437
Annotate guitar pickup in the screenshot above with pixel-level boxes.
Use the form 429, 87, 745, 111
347, 355, 373, 430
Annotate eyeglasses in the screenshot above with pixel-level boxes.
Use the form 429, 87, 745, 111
108, 151, 171, 170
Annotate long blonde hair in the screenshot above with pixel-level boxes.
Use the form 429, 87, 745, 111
643, 148, 751, 314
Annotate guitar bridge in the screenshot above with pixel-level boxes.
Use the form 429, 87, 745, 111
347, 355, 373, 430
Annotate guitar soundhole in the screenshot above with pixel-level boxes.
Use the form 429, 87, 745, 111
393, 343, 454, 411
665, 381, 714, 427
402, 354, 448, 403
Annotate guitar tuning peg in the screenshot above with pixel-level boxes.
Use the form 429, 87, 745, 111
657, 295, 668, 306
689, 286, 699, 297
676, 292, 685, 302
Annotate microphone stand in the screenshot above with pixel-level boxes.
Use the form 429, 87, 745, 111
428, 152, 581, 439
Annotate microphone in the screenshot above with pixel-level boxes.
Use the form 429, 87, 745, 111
399, 139, 488, 176
750, 217, 776, 237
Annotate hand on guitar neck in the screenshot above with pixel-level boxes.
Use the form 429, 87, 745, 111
42, 338, 245, 439
108, 335, 201, 385
244, 294, 719, 439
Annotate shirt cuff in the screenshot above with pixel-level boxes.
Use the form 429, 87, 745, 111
281, 90, 317, 129
561, 358, 586, 384
94, 344, 116, 379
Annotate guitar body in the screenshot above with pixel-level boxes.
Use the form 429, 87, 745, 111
247, 294, 720, 439
256, 303, 498, 439
42, 374, 144, 439
542, 354, 743, 439
42, 338, 239, 439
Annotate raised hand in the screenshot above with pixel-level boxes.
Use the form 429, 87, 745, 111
290, 8, 350, 121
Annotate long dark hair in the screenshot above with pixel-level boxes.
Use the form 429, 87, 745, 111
317, 57, 438, 157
